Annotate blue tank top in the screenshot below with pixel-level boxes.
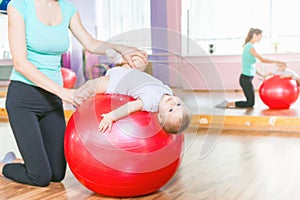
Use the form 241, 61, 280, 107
242, 42, 257, 76
8, 0, 77, 86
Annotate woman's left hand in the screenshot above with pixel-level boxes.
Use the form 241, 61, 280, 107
116, 45, 148, 69
277, 61, 287, 69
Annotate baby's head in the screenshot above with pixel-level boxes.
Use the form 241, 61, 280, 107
158, 95, 191, 134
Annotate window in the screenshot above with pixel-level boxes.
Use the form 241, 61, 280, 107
95, 0, 151, 49
182, 0, 300, 55
0, 13, 9, 59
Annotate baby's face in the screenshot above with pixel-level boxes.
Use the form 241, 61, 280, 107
158, 95, 183, 124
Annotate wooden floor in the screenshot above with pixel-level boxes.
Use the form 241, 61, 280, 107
183, 90, 300, 132
2, 128, 300, 199
2, 90, 300, 131
2, 89, 300, 199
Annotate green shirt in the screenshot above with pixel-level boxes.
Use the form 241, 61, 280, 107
8, 0, 77, 86
242, 42, 257, 76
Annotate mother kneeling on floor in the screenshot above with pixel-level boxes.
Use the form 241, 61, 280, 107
0, 0, 147, 187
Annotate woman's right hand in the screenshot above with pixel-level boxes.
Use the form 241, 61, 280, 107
58, 88, 77, 107
73, 80, 95, 106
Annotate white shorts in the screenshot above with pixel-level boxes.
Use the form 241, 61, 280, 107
105, 67, 132, 94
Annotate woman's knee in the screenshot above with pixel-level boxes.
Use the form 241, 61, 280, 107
51, 169, 66, 182
29, 170, 52, 187
247, 100, 255, 107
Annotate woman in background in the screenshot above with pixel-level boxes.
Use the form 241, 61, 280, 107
216, 28, 286, 108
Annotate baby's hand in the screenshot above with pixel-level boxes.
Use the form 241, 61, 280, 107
99, 113, 114, 133
279, 74, 293, 79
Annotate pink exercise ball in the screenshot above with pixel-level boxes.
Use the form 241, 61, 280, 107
64, 94, 184, 197
259, 75, 299, 109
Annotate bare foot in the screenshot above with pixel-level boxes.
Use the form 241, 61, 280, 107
13, 158, 24, 164
0, 163, 4, 176
226, 101, 236, 108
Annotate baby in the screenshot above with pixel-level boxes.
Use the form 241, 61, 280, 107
258, 67, 300, 85
271, 67, 300, 85
75, 52, 191, 134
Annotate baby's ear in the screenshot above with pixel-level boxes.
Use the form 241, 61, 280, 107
158, 113, 163, 124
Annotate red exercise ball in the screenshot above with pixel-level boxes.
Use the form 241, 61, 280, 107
61, 68, 77, 88
64, 94, 184, 197
259, 75, 299, 109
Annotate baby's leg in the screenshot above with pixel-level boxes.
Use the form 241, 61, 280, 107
92, 76, 110, 94
78, 76, 109, 95
74, 76, 109, 105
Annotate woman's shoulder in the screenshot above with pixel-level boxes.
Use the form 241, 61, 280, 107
8, 0, 31, 18
59, 0, 76, 9
59, 0, 77, 15
243, 43, 255, 52
9, 0, 30, 8
245, 42, 254, 48
8, 0, 33, 5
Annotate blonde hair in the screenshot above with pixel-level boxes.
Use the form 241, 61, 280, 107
160, 106, 191, 134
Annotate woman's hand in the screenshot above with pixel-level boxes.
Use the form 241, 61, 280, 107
73, 80, 95, 106
57, 88, 76, 106
277, 61, 287, 69
115, 45, 148, 69
98, 113, 114, 133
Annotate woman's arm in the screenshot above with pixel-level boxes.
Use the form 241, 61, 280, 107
7, 6, 75, 105
69, 12, 148, 68
98, 99, 143, 132
250, 48, 286, 66
256, 70, 267, 80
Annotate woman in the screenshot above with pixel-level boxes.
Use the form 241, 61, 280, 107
216, 28, 286, 108
0, 0, 147, 187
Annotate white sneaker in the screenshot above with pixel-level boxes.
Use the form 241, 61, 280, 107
215, 100, 228, 108
0, 151, 16, 164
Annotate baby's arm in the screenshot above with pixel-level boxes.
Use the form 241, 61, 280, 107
274, 67, 300, 85
99, 99, 143, 132
279, 74, 300, 86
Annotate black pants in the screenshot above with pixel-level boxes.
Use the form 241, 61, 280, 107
235, 74, 255, 108
4, 81, 66, 186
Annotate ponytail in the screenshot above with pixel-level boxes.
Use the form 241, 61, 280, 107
243, 28, 262, 46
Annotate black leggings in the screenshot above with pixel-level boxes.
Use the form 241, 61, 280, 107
4, 81, 66, 186
235, 74, 255, 108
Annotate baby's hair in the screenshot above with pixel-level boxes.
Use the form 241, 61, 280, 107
161, 106, 192, 134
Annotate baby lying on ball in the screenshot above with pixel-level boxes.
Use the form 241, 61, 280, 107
75, 50, 191, 134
